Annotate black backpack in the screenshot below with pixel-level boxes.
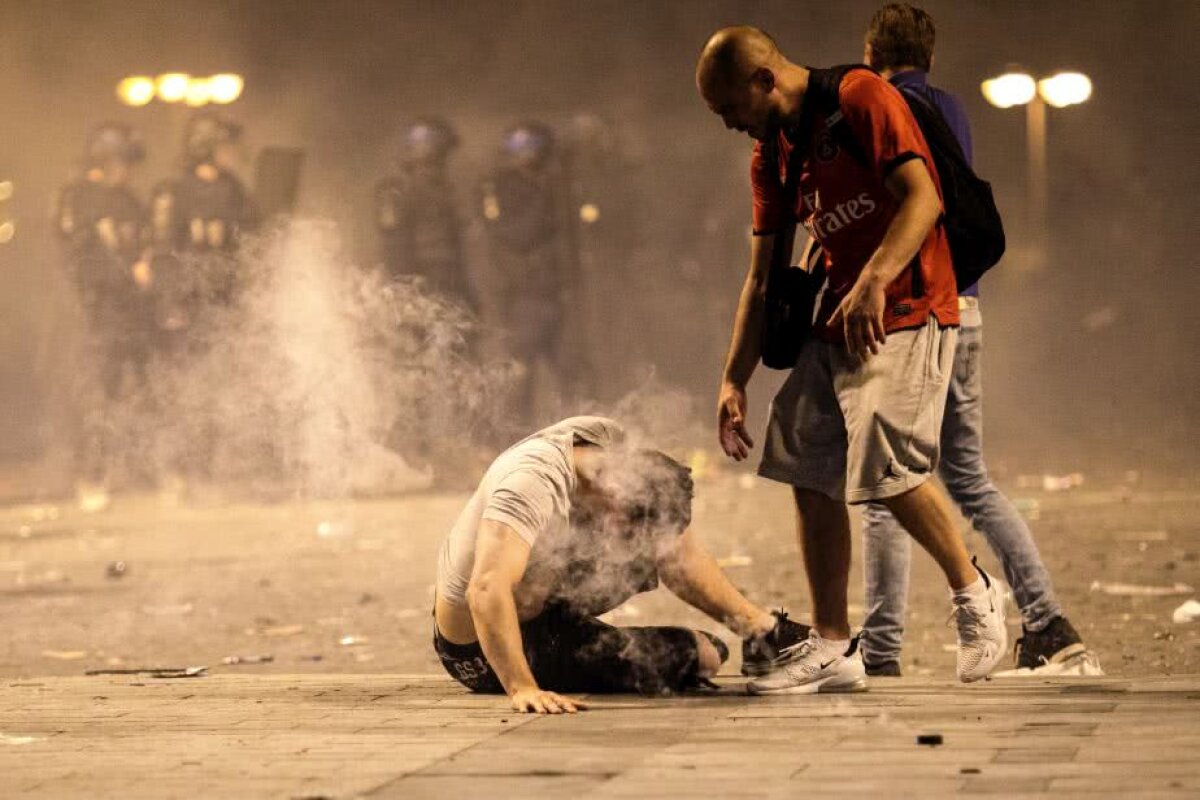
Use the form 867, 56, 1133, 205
806, 63, 1003, 293
808, 65, 1006, 292
896, 84, 1006, 289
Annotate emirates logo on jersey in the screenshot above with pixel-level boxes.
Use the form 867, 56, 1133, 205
802, 190, 879, 240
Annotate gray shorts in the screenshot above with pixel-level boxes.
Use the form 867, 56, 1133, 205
759, 318, 958, 504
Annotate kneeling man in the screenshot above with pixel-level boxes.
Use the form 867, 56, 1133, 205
434, 416, 812, 713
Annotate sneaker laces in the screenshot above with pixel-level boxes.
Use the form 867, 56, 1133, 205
947, 598, 986, 644
777, 635, 817, 661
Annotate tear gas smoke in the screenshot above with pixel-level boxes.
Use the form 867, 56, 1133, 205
106, 219, 514, 498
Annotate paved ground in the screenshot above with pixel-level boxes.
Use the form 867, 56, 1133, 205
0, 465, 1197, 797
1, 672, 1198, 798
0, 470, 1196, 679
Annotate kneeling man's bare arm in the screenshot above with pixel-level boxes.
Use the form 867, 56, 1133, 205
656, 529, 772, 638
467, 519, 586, 714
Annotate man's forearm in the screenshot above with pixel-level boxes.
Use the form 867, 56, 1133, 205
722, 228, 794, 386
659, 532, 771, 638
468, 587, 537, 695
860, 171, 941, 289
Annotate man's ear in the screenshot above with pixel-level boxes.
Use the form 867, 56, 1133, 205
751, 66, 776, 93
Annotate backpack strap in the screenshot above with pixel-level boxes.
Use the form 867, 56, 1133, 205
807, 65, 876, 172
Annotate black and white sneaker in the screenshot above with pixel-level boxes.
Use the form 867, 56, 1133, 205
741, 610, 812, 677
1014, 616, 1096, 672
747, 632, 868, 695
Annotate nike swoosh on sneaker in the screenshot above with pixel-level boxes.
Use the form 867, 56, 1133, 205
819, 659, 836, 670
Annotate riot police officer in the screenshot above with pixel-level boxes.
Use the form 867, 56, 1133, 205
55, 122, 153, 496
375, 117, 476, 312
480, 121, 572, 424
151, 111, 258, 332
149, 113, 258, 484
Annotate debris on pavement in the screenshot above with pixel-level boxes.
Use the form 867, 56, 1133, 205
1042, 473, 1086, 492
42, 650, 87, 661
106, 561, 128, 579
1089, 580, 1194, 597
260, 624, 305, 637
221, 655, 275, 665
1172, 599, 1200, 624
85, 666, 207, 678
316, 520, 353, 539
916, 734, 943, 746
141, 603, 194, 616
716, 554, 753, 568
339, 635, 369, 647
0, 733, 43, 745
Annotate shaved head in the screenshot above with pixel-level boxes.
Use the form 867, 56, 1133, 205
696, 26, 802, 142
695, 26, 781, 95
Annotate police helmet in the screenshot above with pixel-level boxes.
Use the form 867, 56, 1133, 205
400, 117, 459, 164
501, 121, 555, 163
184, 112, 243, 167
85, 122, 146, 167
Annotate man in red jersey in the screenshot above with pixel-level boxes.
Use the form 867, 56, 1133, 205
695, 26, 1007, 693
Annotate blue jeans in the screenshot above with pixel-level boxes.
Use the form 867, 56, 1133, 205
860, 322, 1062, 666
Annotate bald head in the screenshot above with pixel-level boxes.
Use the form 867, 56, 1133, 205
695, 26, 782, 95
696, 26, 803, 142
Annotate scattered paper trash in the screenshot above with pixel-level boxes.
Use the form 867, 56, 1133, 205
1042, 473, 1085, 492
222, 655, 275, 665
141, 603, 194, 617
42, 650, 87, 661
339, 635, 369, 647
716, 554, 754, 568
316, 520, 354, 539
0, 733, 42, 745
1172, 599, 1200, 624
261, 624, 305, 637
85, 666, 207, 678
1089, 581, 1194, 597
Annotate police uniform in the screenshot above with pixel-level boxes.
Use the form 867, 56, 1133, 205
375, 119, 475, 312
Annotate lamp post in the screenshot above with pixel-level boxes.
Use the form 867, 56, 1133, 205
981, 70, 1092, 243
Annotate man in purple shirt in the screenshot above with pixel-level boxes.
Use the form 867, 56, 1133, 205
858, 3, 1093, 676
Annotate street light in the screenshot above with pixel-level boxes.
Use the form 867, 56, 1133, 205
156, 73, 191, 103
982, 69, 1092, 242
981, 72, 1036, 109
116, 76, 156, 106
208, 74, 244, 104
1038, 72, 1092, 108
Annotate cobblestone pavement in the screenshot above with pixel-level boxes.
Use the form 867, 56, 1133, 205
1, 673, 1197, 798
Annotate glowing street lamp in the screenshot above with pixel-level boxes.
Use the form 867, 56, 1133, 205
208, 74, 244, 104
982, 69, 1092, 240
116, 76, 155, 106
1038, 71, 1092, 108
980, 72, 1036, 109
156, 73, 191, 103
184, 78, 212, 107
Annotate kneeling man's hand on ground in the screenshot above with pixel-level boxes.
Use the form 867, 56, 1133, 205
510, 687, 587, 714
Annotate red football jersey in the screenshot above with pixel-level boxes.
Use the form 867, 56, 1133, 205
751, 69, 959, 342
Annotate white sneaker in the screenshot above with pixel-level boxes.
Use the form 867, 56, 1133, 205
952, 563, 1008, 682
747, 632, 868, 695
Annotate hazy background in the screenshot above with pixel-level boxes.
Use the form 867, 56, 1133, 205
1, 0, 1197, 494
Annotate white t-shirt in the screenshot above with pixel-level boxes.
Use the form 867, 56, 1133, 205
437, 416, 658, 616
